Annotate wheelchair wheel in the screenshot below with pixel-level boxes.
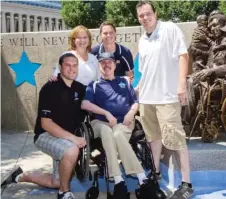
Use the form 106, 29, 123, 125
86, 186, 99, 199
135, 189, 140, 199
85, 122, 95, 140
201, 124, 218, 142
75, 123, 91, 181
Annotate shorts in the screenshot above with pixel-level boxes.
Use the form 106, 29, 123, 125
35, 132, 76, 179
139, 103, 187, 150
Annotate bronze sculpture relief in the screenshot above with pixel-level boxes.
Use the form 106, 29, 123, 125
183, 11, 226, 142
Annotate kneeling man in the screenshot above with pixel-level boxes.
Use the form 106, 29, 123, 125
5, 52, 86, 199
82, 52, 153, 199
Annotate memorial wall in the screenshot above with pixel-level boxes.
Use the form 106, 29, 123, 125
1, 22, 196, 131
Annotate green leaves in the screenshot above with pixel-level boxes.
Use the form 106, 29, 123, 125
61, 1, 105, 28
105, 1, 139, 26
61, 0, 222, 29
153, 1, 220, 22
219, 0, 226, 15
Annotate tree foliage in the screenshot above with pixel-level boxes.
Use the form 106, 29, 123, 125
219, 0, 226, 15
61, 0, 222, 29
151, 1, 219, 22
61, 1, 105, 29
105, 1, 139, 27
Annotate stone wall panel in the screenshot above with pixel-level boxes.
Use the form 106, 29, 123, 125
1, 23, 197, 131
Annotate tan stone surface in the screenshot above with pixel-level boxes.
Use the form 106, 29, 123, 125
177, 22, 197, 48
1, 23, 197, 131
1, 33, 24, 130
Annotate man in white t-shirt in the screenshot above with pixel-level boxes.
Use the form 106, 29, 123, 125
136, 1, 194, 199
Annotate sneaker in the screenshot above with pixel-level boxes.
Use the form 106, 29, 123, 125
136, 179, 166, 199
1, 166, 23, 186
113, 181, 128, 199
58, 191, 75, 199
170, 183, 194, 199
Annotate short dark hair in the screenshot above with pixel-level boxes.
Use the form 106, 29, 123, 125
100, 21, 116, 34
59, 52, 77, 66
136, 1, 156, 13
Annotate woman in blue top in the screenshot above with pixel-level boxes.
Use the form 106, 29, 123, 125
91, 21, 134, 81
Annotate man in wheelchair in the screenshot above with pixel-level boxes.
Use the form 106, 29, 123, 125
82, 52, 156, 199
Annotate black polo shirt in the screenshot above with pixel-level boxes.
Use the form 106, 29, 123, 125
91, 43, 134, 76
34, 74, 86, 142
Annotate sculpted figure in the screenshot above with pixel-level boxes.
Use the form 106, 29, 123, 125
189, 14, 213, 72
192, 13, 226, 83
184, 12, 226, 131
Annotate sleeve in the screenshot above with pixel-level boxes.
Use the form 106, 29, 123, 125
124, 77, 138, 104
129, 85, 139, 105
53, 63, 60, 77
84, 82, 95, 103
137, 42, 143, 73
79, 84, 86, 102
38, 85, 53, 119
91, 45, 99, 56
122, 46, 134, 71
172, 23, 188, 58
93, 56, 101, 80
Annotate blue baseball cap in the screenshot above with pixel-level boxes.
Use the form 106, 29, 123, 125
98, 52, 116, 62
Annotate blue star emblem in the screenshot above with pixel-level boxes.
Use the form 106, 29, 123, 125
8, 51, 41, 87
118, 82, 126, 88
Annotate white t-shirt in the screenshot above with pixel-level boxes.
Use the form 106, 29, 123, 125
54, 51, 100, 86
138, 21, 187, 104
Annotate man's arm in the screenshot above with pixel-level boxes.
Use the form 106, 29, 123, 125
122, 46, 135, 81
81, 100, 117, 127
41, 118, 76, 141
81, 100, 108, 116
123, 102, 139, 126
212, 65, 226, 77
123, 79, 139, 126
129, 102, 139, 114
125, 70, 134, 82
178, 53, 189, 105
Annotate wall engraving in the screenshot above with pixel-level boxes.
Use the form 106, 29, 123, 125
1, 33, 141, 48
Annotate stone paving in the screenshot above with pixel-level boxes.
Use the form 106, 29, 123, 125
1, 131, 226, 199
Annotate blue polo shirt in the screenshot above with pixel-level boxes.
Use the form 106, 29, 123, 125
84, 77, 138, 123
91, 43, 134, 76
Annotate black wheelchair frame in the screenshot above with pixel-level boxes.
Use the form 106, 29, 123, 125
74, 118, 166, 199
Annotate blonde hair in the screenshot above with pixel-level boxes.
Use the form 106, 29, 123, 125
69, 25, 92, 52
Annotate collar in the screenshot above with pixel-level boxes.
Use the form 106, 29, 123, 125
99, 43, 121, 55
143, 20, 161, 40
100, 76, 116, 82
57, 73, 75, 89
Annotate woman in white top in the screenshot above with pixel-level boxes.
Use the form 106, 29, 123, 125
51, 25, 100, 86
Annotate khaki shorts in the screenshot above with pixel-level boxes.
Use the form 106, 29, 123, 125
139, 103, 187, 150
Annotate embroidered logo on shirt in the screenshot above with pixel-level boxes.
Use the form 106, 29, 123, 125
118, 82, 126, 88
74, 92, 79, 100
154, 34, 160, 41
42, 110, 51, 115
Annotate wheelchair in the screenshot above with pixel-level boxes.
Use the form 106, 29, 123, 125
188, 75, 226, 142
74, 116, 166, 199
